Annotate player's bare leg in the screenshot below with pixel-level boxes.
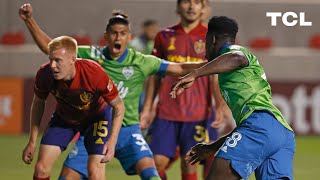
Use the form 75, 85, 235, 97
88, 155, 105, 180
34, 145, 61, 178
181, 156, 198, 180
59, 166, 81, 180
206, 157, 241, 180
135, 157, 156, 173
153, 154, 170, 179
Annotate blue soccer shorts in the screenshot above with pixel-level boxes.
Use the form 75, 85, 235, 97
149, 117, 210, 158
64, 124, 154, 177
41, 106, 112, 155
215, 110, 295, 180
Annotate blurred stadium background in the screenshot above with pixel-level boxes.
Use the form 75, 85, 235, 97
0, 0, 319, 179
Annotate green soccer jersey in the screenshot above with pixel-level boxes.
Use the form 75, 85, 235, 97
77, 46, 168, 126
218, 45, 293, 131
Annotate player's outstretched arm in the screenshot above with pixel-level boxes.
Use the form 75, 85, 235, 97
19, 3, 52, 54
171, 51, 248, 98
22, 94, 46, 164
101, 95, 124, 163
165, 61, 207, 77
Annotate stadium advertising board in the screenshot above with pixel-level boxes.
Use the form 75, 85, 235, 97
271, 82, 320, 135
0, 78, 23, 134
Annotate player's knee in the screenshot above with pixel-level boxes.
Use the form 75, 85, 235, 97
88, 170, 102, 180
34, 161, 51, 177
59, 165, 82, 180
140, 167, 161, 180
154, 155, 170, 171
88, 163, 104, 179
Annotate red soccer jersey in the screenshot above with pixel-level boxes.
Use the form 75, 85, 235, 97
152, 23, 212, 122
34, 59, 118, 126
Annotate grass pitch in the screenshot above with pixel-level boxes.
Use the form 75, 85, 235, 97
0, 135, 319, 179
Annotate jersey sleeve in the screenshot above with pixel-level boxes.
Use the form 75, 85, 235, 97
139, 54, 169, 77
34, 66, 52, 99
96, 69, 119, 103
77, 45, 92, 59
224, 45, 252, 66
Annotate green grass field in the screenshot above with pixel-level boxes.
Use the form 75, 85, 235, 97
0, 135, 319, 179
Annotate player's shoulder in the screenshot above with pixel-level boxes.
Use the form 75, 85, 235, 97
157, 24, 179, 36
227, 44, 248, 52
198, 23, 208, 33
76, 59, 103, 72
36, 62, 54, 82
77, 45, 91, 50
38, 62, 52, 74
128, 48, 150, 63
77, 45, 103, 54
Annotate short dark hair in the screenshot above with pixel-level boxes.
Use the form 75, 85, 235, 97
177, 0, 204, 6
208, 16, 238, 38
143, 19, 158, 28
106, 10, 130, 32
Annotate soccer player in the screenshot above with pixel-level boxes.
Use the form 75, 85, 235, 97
22, 36, 124, 180
19, 4, 207, 180
171, 16, 295, 180
142, 0, 225, 179
130, 19, 159, 55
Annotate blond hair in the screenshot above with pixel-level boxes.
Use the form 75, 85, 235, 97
48, 36, 78, 55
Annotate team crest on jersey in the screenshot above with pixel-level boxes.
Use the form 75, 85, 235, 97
122, 66, 134, 80
168, 37, 176, 51
80, 91, 93, 103
194, 40, 205, 54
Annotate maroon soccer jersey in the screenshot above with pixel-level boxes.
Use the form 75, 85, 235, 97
152, 23, 212, 122
34, 59, 118, 126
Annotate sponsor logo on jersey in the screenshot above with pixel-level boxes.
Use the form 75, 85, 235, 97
122, 66, 134, 80
168, 37, 176, 51
115, 81, 129, 99
167, 55, 203, 63
194, 39, 205, 54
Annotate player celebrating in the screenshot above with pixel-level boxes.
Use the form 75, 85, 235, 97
19, 4, 207, 180
22, 36, 124, 180
171, 16, 295, 180
142, 0, 225, 179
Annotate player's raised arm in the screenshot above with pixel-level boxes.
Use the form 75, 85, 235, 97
22, 94, 46, 164
171, 51, 248, 98
19, 3, 52, 54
